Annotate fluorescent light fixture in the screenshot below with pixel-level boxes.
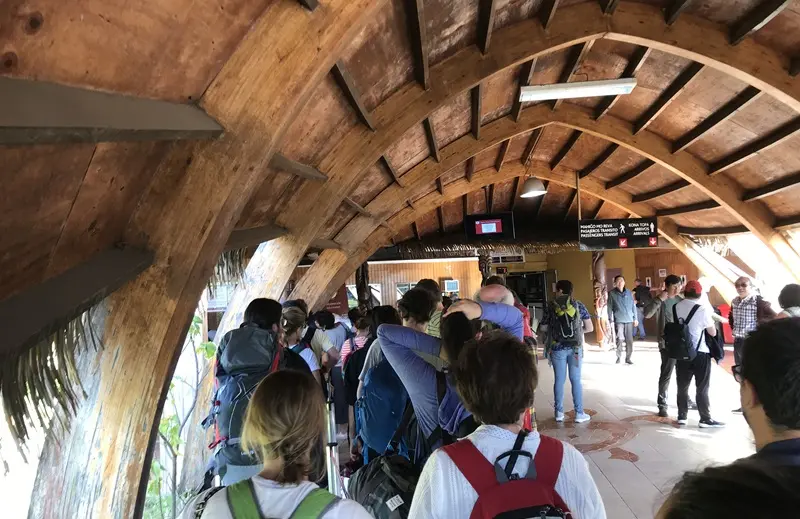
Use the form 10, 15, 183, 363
519, 78, 637, 103
520, 177, 547, 198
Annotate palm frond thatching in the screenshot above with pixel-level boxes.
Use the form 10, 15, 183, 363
207, 248, 247, 292
396, 234, 579, 259
690, 235, 730, 256
1, 307, 99, 459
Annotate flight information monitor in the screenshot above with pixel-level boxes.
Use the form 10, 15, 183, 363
465, 213, 515, 240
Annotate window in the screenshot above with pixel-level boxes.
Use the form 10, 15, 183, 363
443, 279, 460, 295
396, 282, 416, 300
346, 284, 383, 308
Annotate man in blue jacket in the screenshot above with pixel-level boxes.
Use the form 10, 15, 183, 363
608, 275, 638, 365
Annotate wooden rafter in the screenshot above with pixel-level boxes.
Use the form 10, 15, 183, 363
665, 0, 692, 25
673, 87, 762, 152
678, 225, 749, 236
412, 221, 421, 240
600, 0, 621, 15
511, 176, 525, 211
487, 184, 495, 213
522, 128, 544, 165
552, 40, 595, 110
463, 194, 470, 216
632, 180, 690, 203
225, 224, 288, 251
742, 171, 800, 202
589, 200, 605, 219
538, 0, 562, 30
1, 247, 153, 358
0, 76, 222, 145
709, 117, 800, 176
579, 144, 617, 178
471, 84, 483, 139
655, 199, 720, 217
595, 46, 651, 119
423, 118, 441, 162
331, 61, 375, 131
344, 196, 373, 217
606, 160, 654, 189
477, 0, 498, 54
511, 58, 537, 122
550, 131, 581, 169
381, 156, 404, 187
271, 154, 328, 181
534, 181, 550, 220
467, 157, 476, 181
729, 0, 791, 46
633, 62, 704, 134
436, 177, 444, 195
405, 0, 429, 89
563, 189, 578, 221
776, 214, 800, 231
495, 139, 511, 171
298, 0, 318, 10
310, 239, 342, 250
791, 58, 800, 77
437, 206, 445, 233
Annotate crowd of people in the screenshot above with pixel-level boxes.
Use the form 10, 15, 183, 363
185, 273, 800, 519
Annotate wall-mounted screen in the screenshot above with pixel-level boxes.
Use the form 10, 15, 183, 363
465, 213, 515, 240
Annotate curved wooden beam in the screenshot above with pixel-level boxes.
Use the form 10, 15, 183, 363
28, 2, 379, 517
277, 2, 800, 311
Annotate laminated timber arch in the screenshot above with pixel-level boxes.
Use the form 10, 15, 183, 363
248, 0, 800, 306
22, 2, 380, 518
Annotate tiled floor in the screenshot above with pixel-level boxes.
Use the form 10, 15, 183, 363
535, 341, 754, 519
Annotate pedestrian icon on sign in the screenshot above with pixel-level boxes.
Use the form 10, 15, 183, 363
619, 224, 626, 234
650, 222, 655, 234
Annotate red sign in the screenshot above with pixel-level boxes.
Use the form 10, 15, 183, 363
618, 237, 628, 248
324, 285, 349, 315
474, 219, 503, 235
649, 237, 658, 247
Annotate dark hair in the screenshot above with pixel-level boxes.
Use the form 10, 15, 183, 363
282, 299, 309, 316
614, 275, 624, 283
483, 275, 506, 287
243, 299, 283, 330
661, 460, 800, 519
441, 295, 453, 312
441, 312, 480, 363
778, 284, 800, 310
397, 288, 436, 324
664, 274, 681, 288
416, 279, 442, 304
347, 307, 363, 327
314, 310, 336, 330
369, 305, 402, 337
452, 331, 537, 424
555, 279, 573, 296
742, 318, 800, 431
355, 317, 370, 331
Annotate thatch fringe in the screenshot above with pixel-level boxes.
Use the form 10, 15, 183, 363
396, 237, 579, 259
1, 307, 99, 459
690, 235, 730, 256
207, 248, 247, 293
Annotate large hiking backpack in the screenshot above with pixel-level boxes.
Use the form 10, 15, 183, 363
549, 295, 583, 347
664, 303, 701, 361
443, 432, 571, 519
356, 355, 409, 459
349, 403, 420, 519
193, 480, 340, 519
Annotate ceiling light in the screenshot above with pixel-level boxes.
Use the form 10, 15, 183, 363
520, 177, 547, 198
519, 78, 637, 102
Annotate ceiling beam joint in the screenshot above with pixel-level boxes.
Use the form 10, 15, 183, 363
270, 154, 328, 181
632, 179, 690, 202
633, 62, 704, 134
709, 117, 800, 176
331, 61, 375, 131
550, 131, 581, 170
729, 0, 791, 46
477, 0, 498, 55
423, 118, 441, 162
405, 0, 429, 89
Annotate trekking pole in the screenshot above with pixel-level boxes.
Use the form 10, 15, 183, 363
325, 376, 343, 497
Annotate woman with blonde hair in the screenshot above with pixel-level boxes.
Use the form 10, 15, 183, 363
282, 306, 323, 386
186, 369, 371, 518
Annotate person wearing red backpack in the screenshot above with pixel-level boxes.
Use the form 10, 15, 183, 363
408, 332, 605, 519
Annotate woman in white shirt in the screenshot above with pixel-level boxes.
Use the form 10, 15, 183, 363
185, 369, 371, 519
408, 328, 606, 519
282, 307, 323, 386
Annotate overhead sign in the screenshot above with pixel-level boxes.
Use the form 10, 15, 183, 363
579, 218, 659, 251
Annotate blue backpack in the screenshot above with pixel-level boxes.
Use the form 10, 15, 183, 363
356, 358, 409, 458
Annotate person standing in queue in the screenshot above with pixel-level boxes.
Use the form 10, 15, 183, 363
632, 279, 651, 339
608, 275, 638, 365
729, 276, 775, 413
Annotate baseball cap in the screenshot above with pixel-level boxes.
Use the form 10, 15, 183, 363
684, 280, 703, 295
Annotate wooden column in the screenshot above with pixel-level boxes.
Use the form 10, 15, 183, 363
29, 2, 378, 518
291, 249, 351, 311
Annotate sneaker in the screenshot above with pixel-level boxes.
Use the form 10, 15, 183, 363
625, 359, 634, 365
657, 408, 668, 418
574, 412, 591, 423
699, 419, 726, 428
732, 407, 743, 413
555, 411, 565, 422
676, 416, 688, 425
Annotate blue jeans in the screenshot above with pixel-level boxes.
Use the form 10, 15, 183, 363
552, 348, 583, 414
635, 307, 646, 337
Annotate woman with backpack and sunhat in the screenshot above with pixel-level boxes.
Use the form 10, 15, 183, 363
541, 280, 594, 424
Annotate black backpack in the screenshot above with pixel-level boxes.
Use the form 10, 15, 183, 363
549, 295, 584, 347
664, 304, 701, 361
349, 402, 420, 519
344, 336, 374, 406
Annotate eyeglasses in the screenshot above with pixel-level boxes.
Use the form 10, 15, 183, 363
735, 282, 750, 288
732, 364, 743, 383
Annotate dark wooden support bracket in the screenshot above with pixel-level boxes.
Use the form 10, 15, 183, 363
709, 117, 800, 176
595, 46, 650, 119
600, 0, 621, 15
0, 246, 153, 357
606, 160, 654, 189
522, 128, 543, 165
655, 200, 720, 216
539, 0, 562, 30
0, 76, 222, 145
633, 62, 704, 134
632, 180, 690, 202
331, 61, 375, 131
436, 177, 444, 195
552, 41, 595, 111
298, 0, 318, 10
424, 118, 441, 162
511, 176, 525, 211
471, 84, 483, 139
551, 131, 581, 169
579, 144, 617, 178
477, 0, 498, 54
511, 59, 537, 122
270, 154, 328, 181
534, 181, 550, 220
563, 189, 578, 221
678, 225, 749, 236
405, 0, 430, 89
225, 224, 288, 251
381, 156, 404, 187
487, 184, 495, 213
413, 221, 421, 241
791, 58, 800, 77
673, 87, 762, 152
495, 139, 510, 171
743, 171, 800, 201
665, 0, 692, 25
729, 0, 791, 46
437, 206, 446, 233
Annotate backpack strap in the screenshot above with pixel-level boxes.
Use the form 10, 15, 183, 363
442, 440, 497, 495
194, 486, 225, 519
533, 435, 570, 512
289, 488, 339, 519
684, 304, 701, 325
386, 399, 416, 454
226, 479, 265, 519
